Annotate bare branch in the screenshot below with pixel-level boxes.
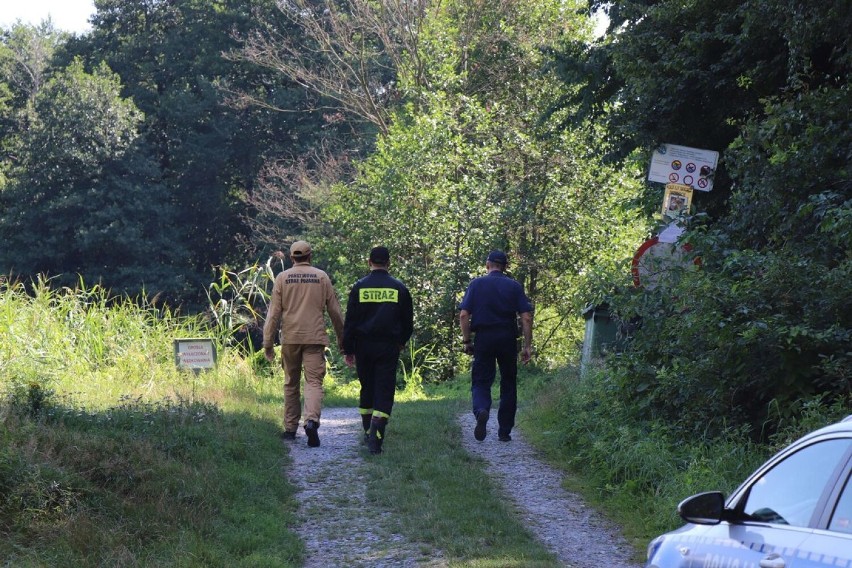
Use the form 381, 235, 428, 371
228, 0, 432, 134
244, 142, 357, 249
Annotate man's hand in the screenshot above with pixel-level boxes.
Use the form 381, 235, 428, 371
520, 346, 532, 365
462, 342, 474, 356
344, 354, 356, 367
263, 346, 276, 362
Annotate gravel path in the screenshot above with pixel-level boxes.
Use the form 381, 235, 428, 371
285, 406, 642, 568
285, 407, 447, 568
458, 412, 643, 568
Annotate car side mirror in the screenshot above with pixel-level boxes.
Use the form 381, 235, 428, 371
678, 491, 725, 525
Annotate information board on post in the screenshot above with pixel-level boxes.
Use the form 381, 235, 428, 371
648, 143, 719, 191
174, 338, 217, 373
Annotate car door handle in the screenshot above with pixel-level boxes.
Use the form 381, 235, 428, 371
759, 553, 785, 568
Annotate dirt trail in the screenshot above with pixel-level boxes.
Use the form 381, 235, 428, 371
285, 407, 642, 568
285, 407, 446, 567
458, 412, 643, 568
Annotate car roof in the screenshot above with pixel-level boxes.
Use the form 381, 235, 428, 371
792, 414, 852, 444
819, 414, 852, 432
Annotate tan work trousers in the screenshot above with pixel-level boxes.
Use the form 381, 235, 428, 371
280, 344, 326, 432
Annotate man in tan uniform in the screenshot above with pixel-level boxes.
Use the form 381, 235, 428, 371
263, 240, 344, 447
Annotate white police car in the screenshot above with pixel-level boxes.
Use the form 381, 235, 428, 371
646, 415, 852, 567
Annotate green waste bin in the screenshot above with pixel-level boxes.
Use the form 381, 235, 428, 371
581, 304, 618, 372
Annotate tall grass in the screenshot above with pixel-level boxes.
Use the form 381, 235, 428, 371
0, 281, 565, 566
0, 281, 300, 566
2, 279, 208, 405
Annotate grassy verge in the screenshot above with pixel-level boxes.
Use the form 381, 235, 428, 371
1, 282, 561, 566
0, 282, 303, 566
515, 363, 852, 557
1, 395, 299, 566
362, 393, 559, 567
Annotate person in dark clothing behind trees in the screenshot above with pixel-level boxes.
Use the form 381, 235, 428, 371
459, 250, 533, 442
342, 246, 414, 455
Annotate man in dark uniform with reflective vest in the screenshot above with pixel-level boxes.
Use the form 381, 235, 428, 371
343, 246, 414, 454
459, 250, 533, 442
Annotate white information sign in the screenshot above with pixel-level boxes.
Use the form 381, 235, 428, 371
648, 143, 719, 192
174, 338, 217, 371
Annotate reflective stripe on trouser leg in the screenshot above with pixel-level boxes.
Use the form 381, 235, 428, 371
359, 407, 373, 432
356, 350, 375, 419
356, 339, 400, 417
368, 415, 388, 453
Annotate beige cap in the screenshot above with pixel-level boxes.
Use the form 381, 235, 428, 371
290, 240, 312, 258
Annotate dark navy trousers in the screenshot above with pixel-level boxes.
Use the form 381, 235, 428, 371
470, 327, 518, 435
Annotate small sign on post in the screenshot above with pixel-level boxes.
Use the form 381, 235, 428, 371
662, 183, 694, 220
174, 338, 217, 373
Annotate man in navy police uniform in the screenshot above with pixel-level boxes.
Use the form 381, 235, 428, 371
459, 250, 533, 442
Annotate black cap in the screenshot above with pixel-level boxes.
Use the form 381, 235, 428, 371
487, 250, 508, 265
369, 246, 390, 264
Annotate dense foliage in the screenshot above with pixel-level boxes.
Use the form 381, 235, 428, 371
0, 0, 848, 432
554, 0, 851, 438
1, 1, 368, 303
0, 59, 187, 295
233, 0, 646, 376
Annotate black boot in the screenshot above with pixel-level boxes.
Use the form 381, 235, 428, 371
304, 419, 320, 447
474, 409, 489, 441
367, 417, 387, 454
361, 413, 372, 444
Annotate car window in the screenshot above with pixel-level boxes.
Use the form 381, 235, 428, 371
742, 439, 851, 528
829, 473, 852, 534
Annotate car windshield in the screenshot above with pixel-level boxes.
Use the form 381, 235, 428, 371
742, 439, 851, 528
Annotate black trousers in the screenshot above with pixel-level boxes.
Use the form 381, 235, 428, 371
355, 338, 400, 418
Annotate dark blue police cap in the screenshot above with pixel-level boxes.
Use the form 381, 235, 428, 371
487, 250, 508, 265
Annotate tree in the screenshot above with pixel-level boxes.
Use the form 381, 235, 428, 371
307, 0, 644, 375
232, 0, 435, 254
552, 0, 851, 215
61, 0, 353, 298
0, 22, 67, 190
0, 59, 188, 296
236, 0, 436, 134
0, 21, 64, 111
557, 0, 852, 438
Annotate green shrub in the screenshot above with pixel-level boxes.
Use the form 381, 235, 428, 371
606, 241, 850, 440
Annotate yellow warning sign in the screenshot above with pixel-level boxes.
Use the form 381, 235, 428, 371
662, 183, 693, 220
